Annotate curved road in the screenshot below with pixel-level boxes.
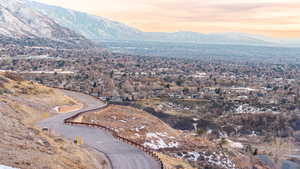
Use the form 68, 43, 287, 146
37, 90, 161, 169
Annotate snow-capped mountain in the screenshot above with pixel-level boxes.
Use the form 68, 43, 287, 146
26, 1, 271, 45
27, 1, 300, 47
0, 0, 91, 47
28, 0, 142, 41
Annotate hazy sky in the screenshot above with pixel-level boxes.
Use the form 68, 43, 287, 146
34, 0, 300, 38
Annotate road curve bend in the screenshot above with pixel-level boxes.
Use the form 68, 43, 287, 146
37, 90, 161, 169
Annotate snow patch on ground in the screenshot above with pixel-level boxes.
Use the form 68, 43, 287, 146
187, 152, 201, 161
0, 165, 19, 169
207, 129, 213, 134
227, 139, 244, 149
175, 151, 236, 169
235, 104, 280, 115
235, 104, 260, 114
134, 125, 145, 132
142, 132, 179, 150
53, 106, 60, 112
231, 87, 257, 91
249, 131, 257, 137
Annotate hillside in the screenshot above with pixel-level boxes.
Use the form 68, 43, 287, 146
0, 0, 92, 48
0, 72, 107, 169
74, 104, 269, 169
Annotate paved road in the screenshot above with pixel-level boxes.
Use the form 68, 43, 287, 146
37, 90, 161, 169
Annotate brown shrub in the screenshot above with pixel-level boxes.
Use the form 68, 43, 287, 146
0, 75, 9, 83
3, 72, 24, 81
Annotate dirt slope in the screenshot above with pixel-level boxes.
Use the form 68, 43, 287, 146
0, 72, 106, 169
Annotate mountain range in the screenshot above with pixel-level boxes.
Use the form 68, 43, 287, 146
26, 0, 300, 47
0, 0, 299, 47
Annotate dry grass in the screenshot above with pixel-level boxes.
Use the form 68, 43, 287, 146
4, 79, 54, 95
38, 130, 107, 169
1, 73, 76, 104
232, 154, 261, 169
4, 90, 79, 124
136, 99, 193, 117
24, 89, 79, 110
76, 105, 216, 152
0, 73, 108, 169
0, 73, 78, 123
261, 137, 295, 164
77, 105, 182, 145
155, 152, 196, 169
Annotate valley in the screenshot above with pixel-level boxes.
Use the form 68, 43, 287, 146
1, 49, 299, 168
0, 0, 299, 169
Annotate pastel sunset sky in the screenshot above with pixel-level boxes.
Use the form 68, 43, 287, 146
35, 0, 300, 38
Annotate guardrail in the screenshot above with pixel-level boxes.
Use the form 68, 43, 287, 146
50, 86, 165, 169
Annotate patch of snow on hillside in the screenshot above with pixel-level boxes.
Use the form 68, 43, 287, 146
187, 152, 201, 161
134, 125, 145, 132
156, 132, 176, 139
235, 104, 260, 114
156, 132, 168, 137
231, 87, 257, 91
227, 139, 244, 149
250, 131, 257, 137
53, 106, 60, 112
175, 151, 236, 169
119, 120, 127, 123
0, 165, 19, 169
205, 153, 236, 169
142, 132, 179, 150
